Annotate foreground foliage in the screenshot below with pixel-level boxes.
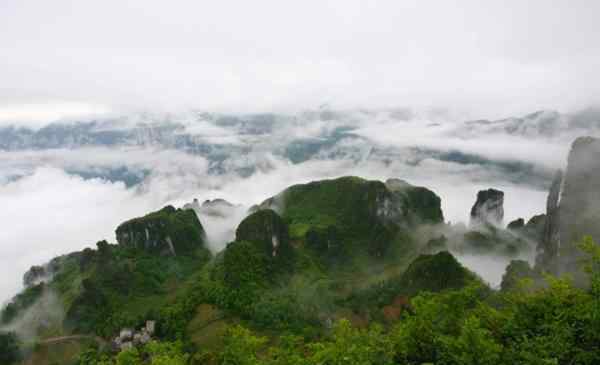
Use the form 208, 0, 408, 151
71, 236, 600, 365
0, 331, 21, 364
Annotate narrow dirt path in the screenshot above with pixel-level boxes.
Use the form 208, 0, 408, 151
39, 334, 107, 347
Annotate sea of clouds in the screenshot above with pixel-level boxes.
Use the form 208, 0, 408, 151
1, 107, 597, 302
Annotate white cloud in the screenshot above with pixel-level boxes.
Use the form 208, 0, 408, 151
0, 102, 110, 128
0, 146, 550, 303
351, 118, 573, 169
0, 107, 582, 303
0, 168, 155, 303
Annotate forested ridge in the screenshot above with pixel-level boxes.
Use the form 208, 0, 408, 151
2, 173, 600, 365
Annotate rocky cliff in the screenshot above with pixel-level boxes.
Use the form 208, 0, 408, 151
115, 206, 207, 256
470, 189, 504, 228
557, 137, 600, 276
535, 170, 562, 273
533, 137, 600, 281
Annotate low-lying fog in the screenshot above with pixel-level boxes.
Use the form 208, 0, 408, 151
0, 108, 592, 302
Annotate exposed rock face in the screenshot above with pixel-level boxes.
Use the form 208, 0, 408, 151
115, 206, 206, 256
534, 137, 600, 281
558, 137, 600, 276
536, 170, 562, 273
113, 320, 156, 351
470, 189, 504, 228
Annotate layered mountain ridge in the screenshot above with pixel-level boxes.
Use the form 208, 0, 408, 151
1, 135, 600, 364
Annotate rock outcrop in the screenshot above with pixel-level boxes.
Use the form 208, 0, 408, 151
470, 189, 504, 228
115, 206, 207, 256
535, 170, 562, 273
113, 320, 156, 351
534, 137, 600, 281
557, 137, 600, 276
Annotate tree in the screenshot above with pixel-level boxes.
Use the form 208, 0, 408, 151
0, 331, 20, 364
145, 341, 190, 365
219, 325, 266, 365
266, 335, 307, 365
440, 316, 502, 365
308, 320, 394, 365
116, 347, 141, 365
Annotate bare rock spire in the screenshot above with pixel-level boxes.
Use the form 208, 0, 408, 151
535, 169, 562, 273
469, 189, 504, 228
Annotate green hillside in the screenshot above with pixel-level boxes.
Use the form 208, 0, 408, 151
1, 176, 599, 365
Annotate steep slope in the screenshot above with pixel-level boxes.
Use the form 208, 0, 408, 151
535, 170, 562, 273
533, 137, 600, 281
558, 137, 600, 275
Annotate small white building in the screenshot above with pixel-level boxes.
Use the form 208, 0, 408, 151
146, 320, 156, 335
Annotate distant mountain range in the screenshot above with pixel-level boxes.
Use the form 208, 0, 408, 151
3, 108, 598, 189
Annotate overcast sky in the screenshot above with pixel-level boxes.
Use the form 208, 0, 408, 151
1, 0, 599, 123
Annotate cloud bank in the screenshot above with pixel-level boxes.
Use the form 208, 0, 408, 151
0, 142, 550, 302
2, 105, 594, 301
